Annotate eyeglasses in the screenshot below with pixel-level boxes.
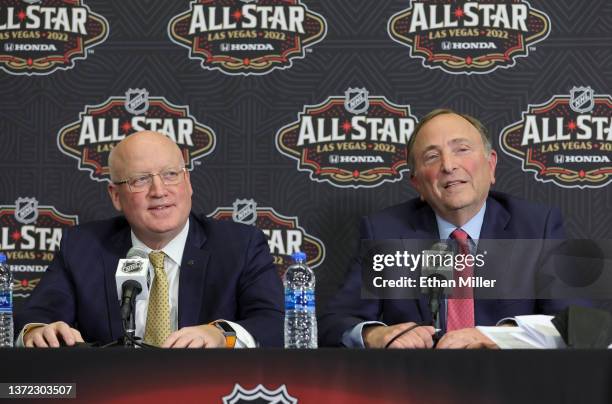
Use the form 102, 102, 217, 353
113, 167, 187, 193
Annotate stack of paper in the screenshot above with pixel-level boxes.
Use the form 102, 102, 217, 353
477, 315, 566, 349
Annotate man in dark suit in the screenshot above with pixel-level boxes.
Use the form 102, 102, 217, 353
319, 109, 570, 349
16, 131, 283, 348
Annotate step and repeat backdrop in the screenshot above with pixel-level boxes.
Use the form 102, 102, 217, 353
0, 0, 610, 311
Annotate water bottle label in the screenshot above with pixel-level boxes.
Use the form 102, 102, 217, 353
0, 291, 11, 312
284, 289, 315, 312
284, 289, 296, 310
304, 290, 315, 312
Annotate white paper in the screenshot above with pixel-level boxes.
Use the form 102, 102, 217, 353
515, 315, 566, 349
477, 326, 539, 349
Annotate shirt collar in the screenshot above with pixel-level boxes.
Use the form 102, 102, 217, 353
130, 219, 190, 266
435, 202, 486, 241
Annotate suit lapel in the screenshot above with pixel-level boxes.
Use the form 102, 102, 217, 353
178, 216, 211, 328
475, 196, 514, 323
102, 223, 131, 341
401, 200, 439, 239
400, 201, 439, 323
480, 196, 512, 239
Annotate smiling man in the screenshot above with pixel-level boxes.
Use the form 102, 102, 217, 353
16, 131, 283, 348
319, 109, 572, 349
409, 111, 497, 229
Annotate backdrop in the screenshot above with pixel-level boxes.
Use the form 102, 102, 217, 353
0, 0, 610, 312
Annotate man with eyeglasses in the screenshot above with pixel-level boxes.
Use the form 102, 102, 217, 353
16, 131, 283, 348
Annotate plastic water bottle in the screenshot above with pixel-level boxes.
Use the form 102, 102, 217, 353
0, 253, 13, 347
284, 251, 317, 348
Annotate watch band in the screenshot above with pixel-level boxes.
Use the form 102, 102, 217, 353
211, 320, 237, 348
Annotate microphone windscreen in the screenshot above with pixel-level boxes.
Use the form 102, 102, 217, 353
127, 247, 148, 259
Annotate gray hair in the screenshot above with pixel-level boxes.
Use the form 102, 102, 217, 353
407, 108, 492, 174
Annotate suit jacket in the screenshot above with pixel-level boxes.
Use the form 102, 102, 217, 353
319, 191, 571, 347
15, 214, 284, 347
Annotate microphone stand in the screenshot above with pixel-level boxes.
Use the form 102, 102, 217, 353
116, 291, 157, 349
427, 275, 444, 346
427, 274, 444, 326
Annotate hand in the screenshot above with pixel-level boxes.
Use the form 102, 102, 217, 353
435, 328, 498, 349
162, 324, 226, 348
23, 321, 84, 348
363, 322, 435, 349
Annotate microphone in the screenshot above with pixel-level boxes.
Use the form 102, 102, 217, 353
115, 247, 150, 321
420, 242, 454, 328
120, 280, 142, 321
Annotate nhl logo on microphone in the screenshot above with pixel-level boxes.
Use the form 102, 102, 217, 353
121, 260, 145, 274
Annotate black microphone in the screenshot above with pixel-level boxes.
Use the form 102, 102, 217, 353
120, 280, 142, 321
420, 242, 454, 328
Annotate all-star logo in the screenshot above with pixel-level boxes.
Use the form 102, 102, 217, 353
276, 88, 418, 188
57, 89, 217, 182
0, 0, 108, 75
168, 0, 327, 75
500, 86, 612, 189
388, 0, 550, 74
209, 199, 325, 277
0, 197, 77, 305
222, 384, 297, 404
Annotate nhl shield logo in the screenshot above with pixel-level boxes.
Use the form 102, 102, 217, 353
14, 197, 39, 225
570, 86, 595, 113
232, 199, 258, 225
344, 87, 369, 114
222, 384, 297, 404
124, 88, 150, 115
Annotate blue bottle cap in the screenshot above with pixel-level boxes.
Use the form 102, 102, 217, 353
0, 253, 5, 264
291, 251, 307, 263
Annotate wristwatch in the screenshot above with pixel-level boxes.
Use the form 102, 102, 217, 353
212, 320, 237, 348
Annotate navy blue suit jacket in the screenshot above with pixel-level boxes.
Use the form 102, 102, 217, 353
319, 191, 571, 347
16, 214, 284, 347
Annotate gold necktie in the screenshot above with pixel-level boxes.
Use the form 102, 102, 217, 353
144, 251, 171, 346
